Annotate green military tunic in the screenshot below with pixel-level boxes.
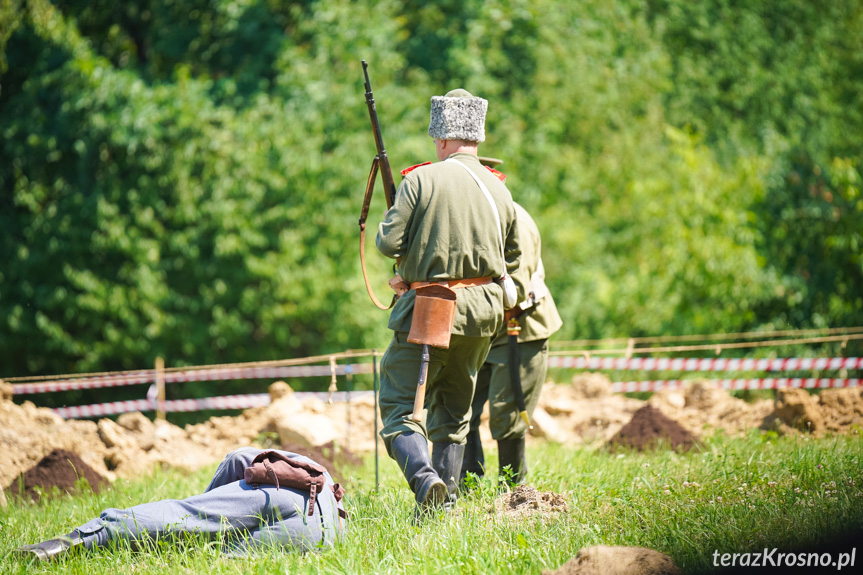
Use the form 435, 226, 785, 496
376, 152, 521, 452
473, 203, 563, 440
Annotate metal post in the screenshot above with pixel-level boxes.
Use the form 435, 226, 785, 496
372, 349, 379, 492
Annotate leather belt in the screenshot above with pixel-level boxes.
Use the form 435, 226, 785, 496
410, 277, 493, 290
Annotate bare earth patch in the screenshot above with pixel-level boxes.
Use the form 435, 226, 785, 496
607, 405, 698, 452
11, 448, 108, 501
3, 375, 861, 490
543, 545, 683, 575
491, 485, 569, 517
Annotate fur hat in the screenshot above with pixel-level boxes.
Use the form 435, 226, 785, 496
428, 89, 488, 143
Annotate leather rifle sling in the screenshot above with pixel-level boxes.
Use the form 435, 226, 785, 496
359, 155, 396, 310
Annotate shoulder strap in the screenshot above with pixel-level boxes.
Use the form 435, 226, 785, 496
445, 158, 507, 273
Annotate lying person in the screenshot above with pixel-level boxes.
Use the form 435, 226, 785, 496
15, 447, 347, 561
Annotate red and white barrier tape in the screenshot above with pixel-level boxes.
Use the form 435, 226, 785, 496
51, 390, 374, 419
48, 377, 860, 419
162, 364, 372, 384
52, 393, 271, 418
12, 371, 156, 395
12, 363, 372, 395
611, 378, 862, 393
548, 356, 862, 372
14, 357, 861, 395
53, 399, 155, 419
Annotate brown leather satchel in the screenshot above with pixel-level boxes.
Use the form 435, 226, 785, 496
244, 451, 346, 517
407, 284, 458, 349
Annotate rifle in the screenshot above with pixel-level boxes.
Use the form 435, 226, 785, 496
358, 60, 398, 310
362, 61, 397, 209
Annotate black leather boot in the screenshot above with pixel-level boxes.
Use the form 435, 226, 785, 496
392, 432, 447, 510
498, 437, 526, 486
432, 442, 465, 509
460, 428, 485, 488
15, 530, 84, 561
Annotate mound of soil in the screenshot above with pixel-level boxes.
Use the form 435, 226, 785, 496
818, 388, 863, 431
280, 440, 363, 483
492, 485, 569, 517
762, 387, 863, 436
649, 380, 775, 437
543, 545, 683, 575
11, 449, 108, 501
607, 405, 697, 452
534, 376, 645, 445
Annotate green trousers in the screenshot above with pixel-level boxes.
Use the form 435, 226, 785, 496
379, 331, 491, 456
471, 338, 549, 440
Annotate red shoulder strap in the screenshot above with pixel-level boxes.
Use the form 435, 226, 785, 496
484, 165, 506, 183
400, 162, 432, 177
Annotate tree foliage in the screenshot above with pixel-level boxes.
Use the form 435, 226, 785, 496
1, 0, 861, 384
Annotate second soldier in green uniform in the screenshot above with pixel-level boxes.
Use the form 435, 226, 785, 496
462, 174, 563, 486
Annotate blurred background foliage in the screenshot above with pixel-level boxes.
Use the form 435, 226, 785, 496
1, 0, 861, 402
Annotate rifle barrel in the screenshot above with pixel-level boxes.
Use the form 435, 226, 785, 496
361, 60, 397, 208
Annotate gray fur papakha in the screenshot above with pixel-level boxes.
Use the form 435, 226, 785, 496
428, 89, 488, 143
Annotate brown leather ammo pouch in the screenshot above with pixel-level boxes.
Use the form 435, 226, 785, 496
244, 451, 346, 518
407, 284, 457, 349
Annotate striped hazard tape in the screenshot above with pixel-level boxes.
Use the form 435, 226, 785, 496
16, 357, 861, 395
13, 363, 373, 395
548, 356, 863, 372
51, 390, 374, 419
52, 395, 271, 419
611, 378, 862, 393
12, 371, 156, 395
47, 378, 861, 419
163, 364, 372, 384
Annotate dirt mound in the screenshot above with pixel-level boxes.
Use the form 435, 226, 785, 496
11, 449, 108, 501
1, 381, 381, 487
1, 399, 111, 489
491, 485, 569, 517
534, 375, 645, 446
608, 405, 698, 452
543, 545, 683, 575
819, 388, 863, 431
763, 387, 863, 435
3, 369, 857, 489
570, 372, 612, 399
768, 388, 825, 432
649, 380, 775, 436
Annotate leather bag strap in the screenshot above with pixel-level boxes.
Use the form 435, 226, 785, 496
359, 156, 395, 310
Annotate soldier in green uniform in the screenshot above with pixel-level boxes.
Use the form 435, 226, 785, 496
461, 169, 563, 486
376, 90, 521, 512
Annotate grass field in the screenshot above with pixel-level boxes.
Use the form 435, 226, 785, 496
2, 430, 862, 574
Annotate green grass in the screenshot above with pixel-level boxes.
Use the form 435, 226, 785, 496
2, 431, 862, 574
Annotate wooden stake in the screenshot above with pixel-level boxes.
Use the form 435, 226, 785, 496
155, 356, 166, 420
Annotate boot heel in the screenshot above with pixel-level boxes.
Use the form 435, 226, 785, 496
420, 480, 448, 509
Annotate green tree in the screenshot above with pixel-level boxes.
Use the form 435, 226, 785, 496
755, 154, 863, 331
